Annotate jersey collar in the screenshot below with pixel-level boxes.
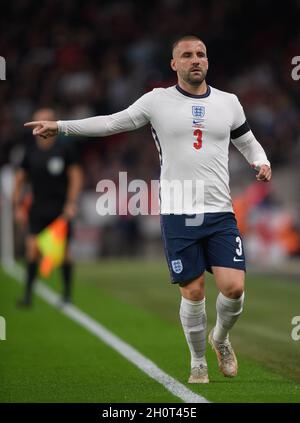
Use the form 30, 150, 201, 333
175, 84, 211, 99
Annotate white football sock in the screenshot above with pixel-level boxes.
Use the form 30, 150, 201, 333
213, 292, 245, 343
179, 296, 207, 368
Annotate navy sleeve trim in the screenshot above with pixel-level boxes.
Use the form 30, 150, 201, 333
231, 121, 250, 139
151, 125, 163, 166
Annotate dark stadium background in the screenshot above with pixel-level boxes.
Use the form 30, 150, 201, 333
0, 0, 300, 406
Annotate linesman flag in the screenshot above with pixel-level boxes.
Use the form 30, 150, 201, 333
37, 217, 68, 277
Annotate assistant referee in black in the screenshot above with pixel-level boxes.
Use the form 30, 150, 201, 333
13, 108, 83, 306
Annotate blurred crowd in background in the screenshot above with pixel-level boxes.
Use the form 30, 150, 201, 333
1, 0, 300, 264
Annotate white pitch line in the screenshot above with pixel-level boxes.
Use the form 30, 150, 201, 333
2, 261, 210, 404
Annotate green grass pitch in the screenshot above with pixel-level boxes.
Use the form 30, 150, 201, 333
0, 260, 300, 403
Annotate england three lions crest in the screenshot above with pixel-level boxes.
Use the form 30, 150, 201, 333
192, 106, 205, 118
171, 259, 183, 274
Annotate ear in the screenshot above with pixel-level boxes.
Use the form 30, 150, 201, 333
170, 58, 176, 72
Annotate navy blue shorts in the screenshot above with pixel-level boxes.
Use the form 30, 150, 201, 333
160, 212, 246, 284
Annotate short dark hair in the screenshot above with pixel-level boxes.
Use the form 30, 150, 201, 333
172, 35, 205, 55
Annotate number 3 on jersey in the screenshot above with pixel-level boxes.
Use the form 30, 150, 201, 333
193, 129, 203, 150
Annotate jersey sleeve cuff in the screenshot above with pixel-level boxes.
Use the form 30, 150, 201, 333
57, 120, 68, 135
252, 160, 271, 170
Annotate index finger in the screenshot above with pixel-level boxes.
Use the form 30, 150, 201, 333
24, 121, 42, 127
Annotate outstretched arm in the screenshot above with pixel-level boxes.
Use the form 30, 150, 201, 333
24, 90, 156, 139
24, 109, 141, 139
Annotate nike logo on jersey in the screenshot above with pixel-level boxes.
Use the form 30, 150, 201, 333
192, 119, 204, 129
233, 257, 244, 262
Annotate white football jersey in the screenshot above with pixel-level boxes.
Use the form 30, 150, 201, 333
126, 85, 268, 213
58, 84, 270, 214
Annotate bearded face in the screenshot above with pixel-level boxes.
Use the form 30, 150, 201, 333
180, 65, 208, 86
171, 40, 209, 87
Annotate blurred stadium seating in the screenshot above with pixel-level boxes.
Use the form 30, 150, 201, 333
1, 0, 300, 266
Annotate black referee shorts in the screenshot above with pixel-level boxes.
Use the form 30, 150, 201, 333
28, 212, 72, 240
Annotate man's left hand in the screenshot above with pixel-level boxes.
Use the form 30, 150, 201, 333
256, 164, 272, 182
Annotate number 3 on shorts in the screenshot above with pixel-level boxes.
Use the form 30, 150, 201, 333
236, 236, 243, 256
